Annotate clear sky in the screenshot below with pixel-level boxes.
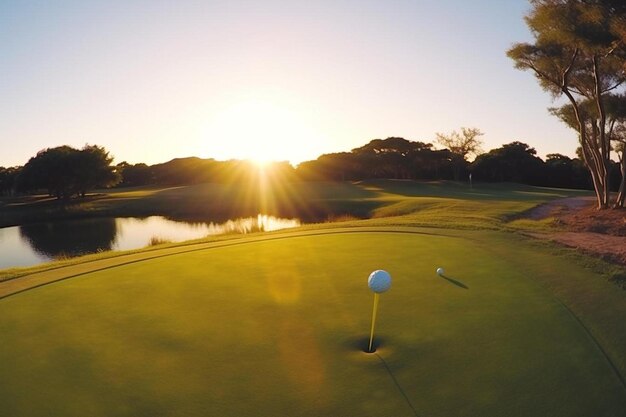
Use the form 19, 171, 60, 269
0, 0, 577, 167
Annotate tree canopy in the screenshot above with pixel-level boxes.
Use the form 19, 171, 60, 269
18, 145, 120, 200
507, 0, 626, 208
435, 127, 484, 181
472, 142, 545, 184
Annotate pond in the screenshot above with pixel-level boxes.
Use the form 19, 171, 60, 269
0, 215, 301, 270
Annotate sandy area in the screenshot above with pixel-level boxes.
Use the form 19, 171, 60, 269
523, 197, 626, 265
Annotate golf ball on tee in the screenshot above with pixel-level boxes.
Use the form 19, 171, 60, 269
368, 270, 392, 293
436, 267, 445, 276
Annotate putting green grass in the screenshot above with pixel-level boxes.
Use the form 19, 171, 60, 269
1, 230, 624, 416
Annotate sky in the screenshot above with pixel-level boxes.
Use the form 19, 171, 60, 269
0, 0, 579, 167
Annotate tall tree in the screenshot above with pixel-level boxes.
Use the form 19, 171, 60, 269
18, 145, 119, 199
550, 93, 626, 206
508, 0, 626, 208
435, 127, 484, 181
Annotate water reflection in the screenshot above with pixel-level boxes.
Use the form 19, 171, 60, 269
20, 218, 117, 258
206, 214, 300, 235
0, 214, 300, 270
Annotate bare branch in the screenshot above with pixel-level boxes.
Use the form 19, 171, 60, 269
603, 79, 626, 93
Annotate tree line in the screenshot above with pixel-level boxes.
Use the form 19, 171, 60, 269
287, 136, 603, 190
1, 135, 607, 200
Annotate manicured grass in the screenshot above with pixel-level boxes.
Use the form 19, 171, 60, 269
0, 180, 589, 227
1, 181, 622, 416
1, 230, 624, 416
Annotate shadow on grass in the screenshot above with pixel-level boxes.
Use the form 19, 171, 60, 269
344, 334, 421, 416
345, 335, 388, 353
440, 274, 469, 289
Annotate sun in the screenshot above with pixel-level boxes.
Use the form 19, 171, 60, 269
250, 157, 273, 168
201, 98, 322, 164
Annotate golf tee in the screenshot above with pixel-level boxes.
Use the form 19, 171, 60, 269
368, 293, 380, 352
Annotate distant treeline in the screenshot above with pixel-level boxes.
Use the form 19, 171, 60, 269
2, 137, 622, 198
114, 138, 602, 190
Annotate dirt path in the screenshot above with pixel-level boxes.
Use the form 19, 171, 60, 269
524, 196, 596, 220
524, 196, 626, 265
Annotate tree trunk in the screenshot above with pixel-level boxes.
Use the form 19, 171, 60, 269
592, 56, 611, 209
562, 89, 608, 209
579, 135, 607, 209
615, 153, 626, 208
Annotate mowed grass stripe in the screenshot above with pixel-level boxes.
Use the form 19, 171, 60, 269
0, 227, 458, 299
1, 232, 625, 416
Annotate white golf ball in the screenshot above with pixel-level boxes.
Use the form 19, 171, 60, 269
368, 270, 392, 293
436, 267, 445, 276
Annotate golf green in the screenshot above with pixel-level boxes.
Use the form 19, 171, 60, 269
0, 231, 624, 416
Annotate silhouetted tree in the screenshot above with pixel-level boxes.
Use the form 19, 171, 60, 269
116, 162, 155, 187
18, 146, 80, 199
352, 137, 418, 179
435, 127, 483, 181
0, 166, 21, 196
412, 148, 454, 180
297, 152, 362, 181
471, 142, 544, 184
75, 145, 120, 196
18, 144, 120, 199
544, 153, 592, 189
296, 138, 455, 181
151, 157, 217, 185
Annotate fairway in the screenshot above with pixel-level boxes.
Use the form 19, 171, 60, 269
1, 230, 624, 417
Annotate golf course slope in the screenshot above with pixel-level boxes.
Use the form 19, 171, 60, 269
1, 227, 625, 417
